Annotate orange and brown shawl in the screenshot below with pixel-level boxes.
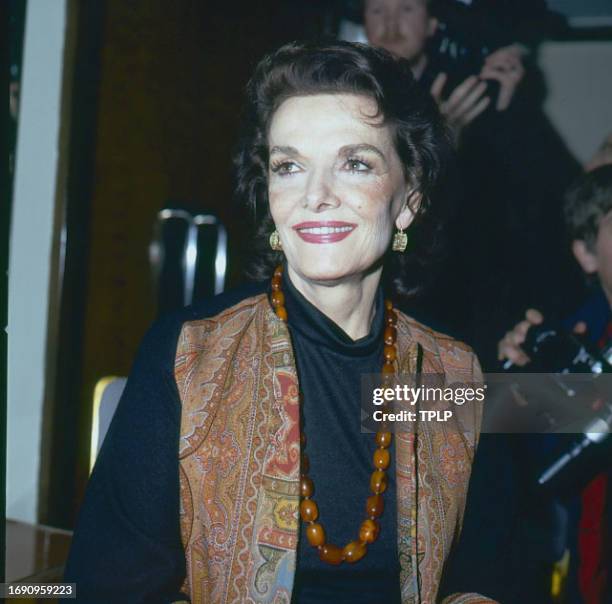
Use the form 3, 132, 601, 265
174, 294, 497, 604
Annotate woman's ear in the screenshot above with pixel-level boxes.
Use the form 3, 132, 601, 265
396, 191, 422, 231
572, 239, 598, 274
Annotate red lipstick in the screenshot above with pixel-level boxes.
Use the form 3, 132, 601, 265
292, 221, 357, 244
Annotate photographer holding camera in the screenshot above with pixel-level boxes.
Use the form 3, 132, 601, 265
436, 165, 612, 604
363, 0, 584, 367
363, 0, 525, 138
497, 165, 612, 604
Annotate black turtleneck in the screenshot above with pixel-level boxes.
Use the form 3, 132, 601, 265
282, 272, 401, 604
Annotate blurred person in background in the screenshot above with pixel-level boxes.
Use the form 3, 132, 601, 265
442, 163, 612, 604
363, 0, 584, 370
364, 0, 526, 136
496, 164, 612, 604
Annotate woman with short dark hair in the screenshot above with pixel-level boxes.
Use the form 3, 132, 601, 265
235, 41, 452, 298
66, 41, 492, 604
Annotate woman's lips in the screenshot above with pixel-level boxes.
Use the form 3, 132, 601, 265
292, 221, 357, 244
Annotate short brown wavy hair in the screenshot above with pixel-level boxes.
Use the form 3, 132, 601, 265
234, 40, 455, 298
564, 164, 612, 249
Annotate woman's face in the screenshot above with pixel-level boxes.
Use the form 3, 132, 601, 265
267, 93, 416, 286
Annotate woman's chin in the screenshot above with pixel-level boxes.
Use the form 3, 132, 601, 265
287, 258, 364, 285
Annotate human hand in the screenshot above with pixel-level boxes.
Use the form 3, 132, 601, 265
430, 73, 490, 137
497, 308, 587, 367
479, 44, 525, 111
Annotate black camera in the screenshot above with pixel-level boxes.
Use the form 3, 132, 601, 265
500, 323, 612, 494
516, 323, 612, 375
428, 0, 507, 107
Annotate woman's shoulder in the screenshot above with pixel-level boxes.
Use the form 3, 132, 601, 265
152, 281, 267, 333
167, 282, 270, 352
137, 282, 268, 369
395, 308, 475, 354
395, 308, 481, 377
185, 281, 267, 320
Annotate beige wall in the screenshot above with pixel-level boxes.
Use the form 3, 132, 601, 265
539, 40, 612, 165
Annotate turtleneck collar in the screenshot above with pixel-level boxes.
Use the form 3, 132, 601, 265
278, 268, 385, 358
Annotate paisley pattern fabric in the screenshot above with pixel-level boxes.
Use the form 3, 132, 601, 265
174, 293, 496, 604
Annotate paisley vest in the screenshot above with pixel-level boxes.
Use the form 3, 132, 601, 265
174, 294, 495, 604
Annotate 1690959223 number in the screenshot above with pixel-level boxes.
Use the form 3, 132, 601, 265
0, 583, 76, 599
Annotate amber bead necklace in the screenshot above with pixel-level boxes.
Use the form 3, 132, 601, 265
270, 265, 396, 565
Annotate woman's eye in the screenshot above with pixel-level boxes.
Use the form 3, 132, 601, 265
271, 161, 300, 176
345, 158, 372, 173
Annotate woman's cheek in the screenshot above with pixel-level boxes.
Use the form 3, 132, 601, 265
354, 193, 397, 226
268, 187, 296, 217
360, 172, 395, 198
269, 178, 304, 205
338, 179, 389, 210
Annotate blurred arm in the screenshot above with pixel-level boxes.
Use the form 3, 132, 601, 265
64, 315, 189, 604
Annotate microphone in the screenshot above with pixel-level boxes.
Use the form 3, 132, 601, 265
537, 406, 612, 487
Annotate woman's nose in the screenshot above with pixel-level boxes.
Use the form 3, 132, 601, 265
303, 170, 340, 211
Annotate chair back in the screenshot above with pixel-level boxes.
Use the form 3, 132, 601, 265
149, 208, 228, 314
90, 376, 127, 472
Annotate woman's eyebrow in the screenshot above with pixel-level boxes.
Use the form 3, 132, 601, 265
269, 143, 388, 163
339, 143, 387, 163
270, 145, 300, 156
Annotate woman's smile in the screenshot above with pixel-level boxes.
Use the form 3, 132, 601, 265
292, 221, 358, 244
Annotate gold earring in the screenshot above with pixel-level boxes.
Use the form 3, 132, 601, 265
392, 228, 408, 252
269, 230, 282, 251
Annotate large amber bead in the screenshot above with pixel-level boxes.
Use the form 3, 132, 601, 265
271, 291, 285, 307
385, 311, 397, 326
276, 307, 288, 322
359, 519, 380, 544
383, 345, 397, 362
318, 543, 344, 565
274, 266, 283, 277
373, 448, 390, 470
375, 431, 392, 448
343, 540, 367, 563
382, 363, 395, 375
366, 494, 384, 518
300, 499, 318, 522
384, 325, 397, 345
306, 523, 325, 547
300, 476, 314, 497
370, 469, 388, 494
301, 454, 310, 474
